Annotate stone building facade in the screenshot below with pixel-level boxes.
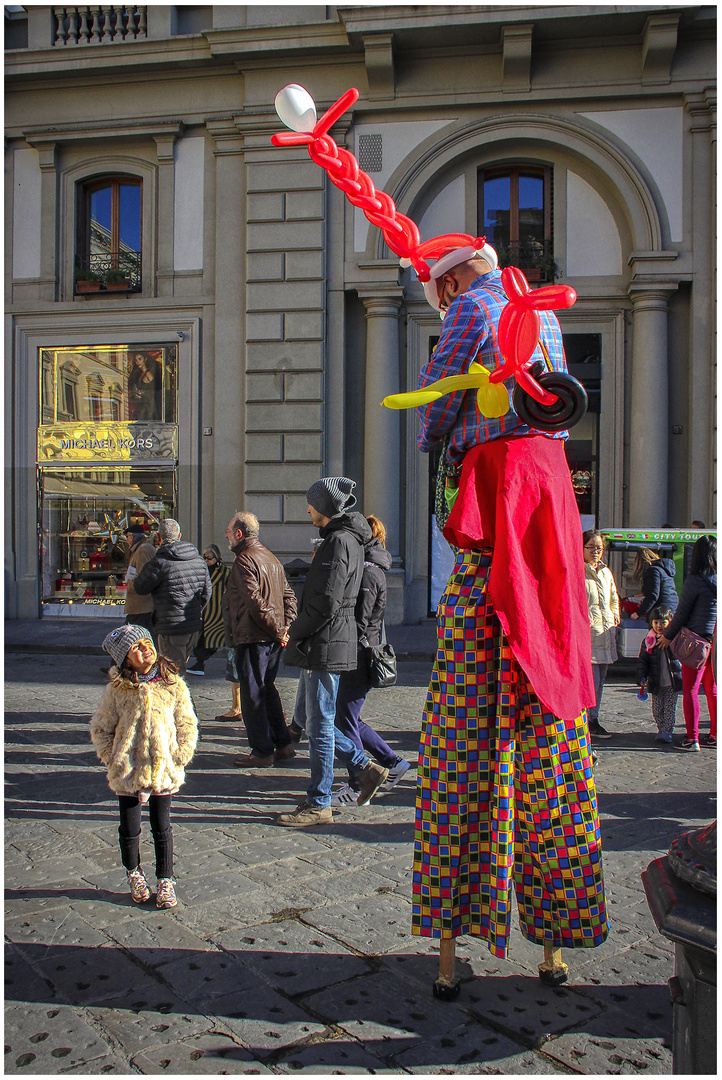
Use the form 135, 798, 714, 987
5, 5, 716, 621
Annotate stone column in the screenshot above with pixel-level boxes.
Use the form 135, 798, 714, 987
207, 120, 246, 541
361, 294, 402, 554
628, 284, 675, 525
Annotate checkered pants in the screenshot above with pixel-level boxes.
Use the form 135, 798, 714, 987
412, 548, 609, 958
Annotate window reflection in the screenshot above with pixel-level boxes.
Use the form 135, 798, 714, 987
39, 345, 176, 424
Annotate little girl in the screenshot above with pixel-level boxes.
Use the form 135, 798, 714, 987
637, 606, 682, 744
90, 624, 198, 908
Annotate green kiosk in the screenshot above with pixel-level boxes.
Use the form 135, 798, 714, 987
600, 528, 717, 660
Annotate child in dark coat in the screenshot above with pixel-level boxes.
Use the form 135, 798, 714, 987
638, 606, 682, 743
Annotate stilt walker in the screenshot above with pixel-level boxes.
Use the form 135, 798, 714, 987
270, 84, 609, 997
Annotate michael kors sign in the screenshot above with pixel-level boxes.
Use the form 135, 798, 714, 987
38, 423, 178, 463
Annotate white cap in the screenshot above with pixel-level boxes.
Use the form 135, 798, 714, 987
420, 243, 498, 311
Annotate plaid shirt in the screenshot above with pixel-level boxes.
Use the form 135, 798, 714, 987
416, 269, 569, 463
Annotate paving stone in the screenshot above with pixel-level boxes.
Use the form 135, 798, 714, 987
540, 1023, 672, 1074
393, 1020, 560, 1073
5, 944, 61, 1005
302, 892, 416, 954
238, 856, 329, 888
101, 913, 218, 965
461, 974, 602, 1044
224, 833, 336, 865
274, 1034, 394, 1073
8, 909, 109, 956
305, 970, 473, 1061
46, 1055, 130, 1074
159, 948, 259, 1002
88, 1003, 215, 1057
11, 855, 110, 889
215, 919, 371, 994
3, 1002, 115, 1074
31, 945, 165, 1008
131, 1032, 272, 1074
204, 985, 326, 1051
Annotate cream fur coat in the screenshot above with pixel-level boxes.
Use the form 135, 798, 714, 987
90, 669, 198, 796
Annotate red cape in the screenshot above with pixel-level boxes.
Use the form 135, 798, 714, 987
442, 435, 595, 722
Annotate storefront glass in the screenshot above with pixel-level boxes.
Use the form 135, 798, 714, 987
37, 343, 178, 612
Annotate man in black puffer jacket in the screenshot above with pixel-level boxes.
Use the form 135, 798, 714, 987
133, 518, 211, 673
278, 478, 389, 827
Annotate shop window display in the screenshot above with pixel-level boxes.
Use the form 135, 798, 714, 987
40, 467, 176, 608
37, 343, 179, 612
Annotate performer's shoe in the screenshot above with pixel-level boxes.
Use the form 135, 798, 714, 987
588, 721, 612, 739
432, 975, 461, 1000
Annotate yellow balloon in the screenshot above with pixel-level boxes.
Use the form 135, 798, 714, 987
382, 390, 442, 409
477, 383, 510, 418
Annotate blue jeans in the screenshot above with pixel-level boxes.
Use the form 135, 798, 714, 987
294, 670, 368, 808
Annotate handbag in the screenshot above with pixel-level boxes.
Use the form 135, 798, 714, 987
669, 626, 712, 670
361, 622, 397, 689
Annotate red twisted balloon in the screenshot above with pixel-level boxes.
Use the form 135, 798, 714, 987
272, 88, 483, 282
493, 267, 577, 404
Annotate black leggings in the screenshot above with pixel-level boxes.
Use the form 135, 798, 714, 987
118, 794, 173, 879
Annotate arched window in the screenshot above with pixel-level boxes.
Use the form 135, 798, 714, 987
76, 176, 142, 293
478, 165, 554, 281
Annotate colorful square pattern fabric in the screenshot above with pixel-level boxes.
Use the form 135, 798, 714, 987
412, 547, 609, 959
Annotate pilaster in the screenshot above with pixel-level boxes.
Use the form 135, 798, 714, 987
360, 292, 403, 560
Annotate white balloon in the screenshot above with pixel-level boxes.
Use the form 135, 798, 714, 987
275, 84, 317, 134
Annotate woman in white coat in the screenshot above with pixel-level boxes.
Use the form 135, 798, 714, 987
583, 530, 620, 739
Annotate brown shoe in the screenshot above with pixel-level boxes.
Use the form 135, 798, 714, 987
274, 744, 296, 762
276, 802, 334, 828
234, 753, 274, 768
356, 761, 390, 806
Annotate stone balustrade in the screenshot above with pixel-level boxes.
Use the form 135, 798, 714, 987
52, 6, 147, 45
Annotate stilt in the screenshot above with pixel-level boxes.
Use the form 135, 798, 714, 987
538, 944, 568, 986
433, 938, 461, 1000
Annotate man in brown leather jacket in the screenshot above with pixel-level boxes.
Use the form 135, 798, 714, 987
225, 511, 297, 767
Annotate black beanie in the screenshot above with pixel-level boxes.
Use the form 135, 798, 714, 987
306, 477, 357, 518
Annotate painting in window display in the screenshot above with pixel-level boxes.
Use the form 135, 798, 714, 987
40, 344, 176, 425
40, 467, 176, 607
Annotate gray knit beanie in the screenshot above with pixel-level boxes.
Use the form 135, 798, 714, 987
306, 477, 357, 518
102, 624, 152, 669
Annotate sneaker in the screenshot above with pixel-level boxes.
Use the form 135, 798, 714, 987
677, 738, 700, 752
127, 865, 151, 904
276, 802, 334, 828
156, 878, 177, 908
655, 732, 673, 743
700, 734, 717, 748
288, 723, 304, 744
185, 667, 204, 676
356, 761, 390, 806
330, 783, 360, 807
588, 721, 612, 740
381, 758, 410, 791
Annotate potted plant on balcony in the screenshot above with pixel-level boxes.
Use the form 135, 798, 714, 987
75, 267, 103, 293
103, 268, 132, 291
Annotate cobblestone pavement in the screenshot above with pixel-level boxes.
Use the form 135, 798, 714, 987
4, 645, 716, 1075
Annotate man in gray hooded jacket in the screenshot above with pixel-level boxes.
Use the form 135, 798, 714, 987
133, 518, 211, 673
278, 477, 389, 827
